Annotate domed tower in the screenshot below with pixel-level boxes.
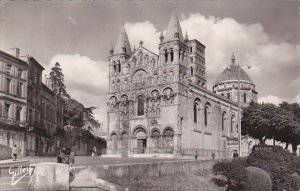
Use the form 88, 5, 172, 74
213, 54, 257, 107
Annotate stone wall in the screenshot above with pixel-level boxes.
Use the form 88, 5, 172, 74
0, 144, 12, 160
70, 159, 223, 183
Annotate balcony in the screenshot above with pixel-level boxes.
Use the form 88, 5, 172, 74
0, 117, 27, 127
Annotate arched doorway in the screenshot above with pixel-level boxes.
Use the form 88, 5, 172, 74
134, 127, 147, 154
163, 127, 174, 153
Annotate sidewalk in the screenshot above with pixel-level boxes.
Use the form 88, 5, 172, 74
0, 158, 29, 165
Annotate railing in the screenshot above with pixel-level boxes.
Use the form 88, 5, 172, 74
103, 147, 231, 158
181, 148, 230, 158
0, 117, 27, 127
132, 147, 174, 154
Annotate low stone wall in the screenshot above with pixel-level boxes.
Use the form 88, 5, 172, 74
0, 144, 12, 160
71, 159, 223, 183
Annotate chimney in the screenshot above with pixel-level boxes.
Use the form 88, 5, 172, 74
15, 48, 20, 58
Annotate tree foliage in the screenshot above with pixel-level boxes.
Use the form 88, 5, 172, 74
64, 98, 100, 132
242, 101, 300, 150
242, 102, 277, 143
49, 62, 70, 98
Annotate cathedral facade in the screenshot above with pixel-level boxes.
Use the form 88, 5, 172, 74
106, 12, 240, 158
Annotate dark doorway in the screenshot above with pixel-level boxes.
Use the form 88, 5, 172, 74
137, 139, 147, 154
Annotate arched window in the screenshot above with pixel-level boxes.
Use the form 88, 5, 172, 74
163, 128, 174, 147
137, 96, 144, 116
194, 103, 198, 123
113, 62, 116, 73
222, 112, 226, 131
243, 93, 247, 103
152, 130, 160, 148
117, 60, 121, 73
164, 49, 168, 63
111, 133, 118, 154
204, 103, 210, 126
227, 93, 231, 100
231, 115, 235, 133
170, 49, 174, 62
191, 67, 193, 75
121, 133, 128, 148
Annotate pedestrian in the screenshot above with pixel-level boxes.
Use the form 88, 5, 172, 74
91, 146, 97, 160
57, 147, 62, 163
61, 147, 66, 163
195, 150, 198, 160
233, 150, 239, 158
69, 151, 75, 167
11, 144, 18, 161
211, 152, 215, 160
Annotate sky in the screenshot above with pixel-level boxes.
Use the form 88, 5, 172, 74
0, 0, 299, 127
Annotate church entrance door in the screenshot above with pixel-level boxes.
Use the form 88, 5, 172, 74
137, 139, 146, 154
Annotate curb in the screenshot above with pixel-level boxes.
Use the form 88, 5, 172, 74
0, 159, 30, 165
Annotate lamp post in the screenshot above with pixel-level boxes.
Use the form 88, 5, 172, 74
230, 54, 251, 156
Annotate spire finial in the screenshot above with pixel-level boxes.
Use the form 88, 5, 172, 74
231, 53, 236, 64
139, 40, 143, 46
184, 31, 189, 41
164, 7, 184, 42
114, 24, 132, 55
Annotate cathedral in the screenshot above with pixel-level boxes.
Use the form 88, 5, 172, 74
106, 11, 257, 158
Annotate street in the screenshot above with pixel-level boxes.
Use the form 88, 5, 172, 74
0, 156, 185, 168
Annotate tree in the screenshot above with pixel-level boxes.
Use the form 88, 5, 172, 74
276, 102, 300, 152
49, 62, 70, 98
242, 102, 278, 144
64, 98, 100, 132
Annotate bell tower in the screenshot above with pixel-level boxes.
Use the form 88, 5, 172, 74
108, 25, 132, 78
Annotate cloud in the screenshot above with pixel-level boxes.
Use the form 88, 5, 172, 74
125, 21, 160, 53
48, 54, 108, 125
67, 16, 77, 26
125, 13, 300, 100
258, 94, 300, 105
46, 13, 300, 130
258, 95, 286, 105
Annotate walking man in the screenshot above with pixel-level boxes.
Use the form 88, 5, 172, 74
11, 144, 18, 161
195, 150, 198, 160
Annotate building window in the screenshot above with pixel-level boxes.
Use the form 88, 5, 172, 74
16, 82, 23, 97
227, 93, 230, 100
231, 115, 235, 133
137, 96, 144, 116
222, 112, 226, 131
170, 49, 174, 62
0, 103, 2, 117
6, 64, 11, 74
4, 103, 10, 118
204, 103, 210, 126
164, 49, 168, 63
193, 103, 198, 123
163, 128, 174, 147
243, 93, 247, 103
16, 106, 22, 121
6, 78, 11, 93
152, 130, 160, 148
18, 69, 23, 78
113, 62, 116, 73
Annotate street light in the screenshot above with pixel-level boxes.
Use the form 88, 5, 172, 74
228, 54, 251, 156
